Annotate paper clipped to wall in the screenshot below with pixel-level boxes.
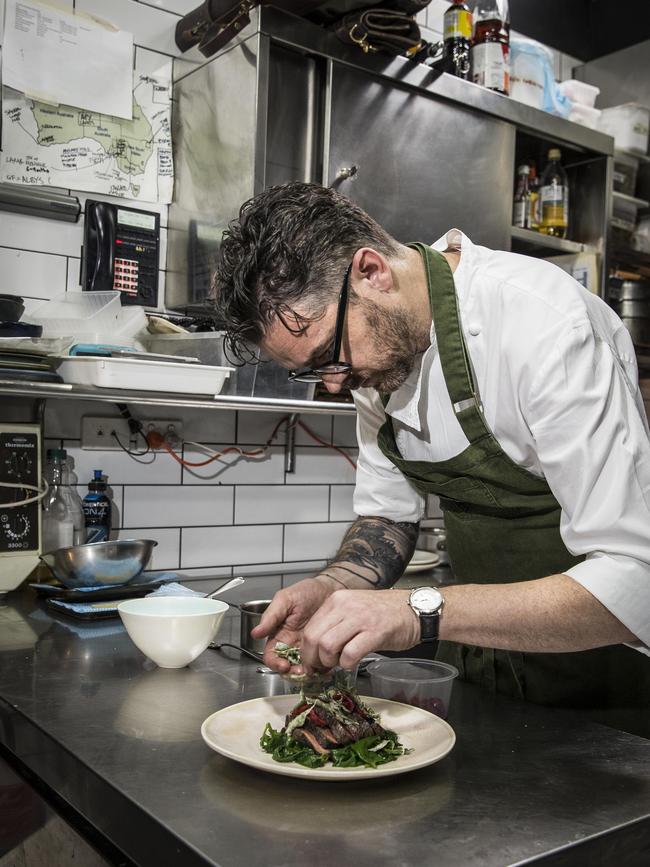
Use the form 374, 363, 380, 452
0, 71, 174, 204
2, 0, 133, 120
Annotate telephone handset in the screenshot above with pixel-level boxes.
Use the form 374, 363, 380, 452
87, 201, 116, 293
81, 199, 160, 307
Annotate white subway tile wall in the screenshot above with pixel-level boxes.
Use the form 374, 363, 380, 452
46, 398, 361, 572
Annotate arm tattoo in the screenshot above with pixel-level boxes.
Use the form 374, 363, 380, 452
321, 517, 419, 590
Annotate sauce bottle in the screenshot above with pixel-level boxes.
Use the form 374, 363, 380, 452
513, 164, 532, 229
539, 148, 569, 239
82, 470, 112, 543
443, 0, 473, 80
528, 163, 540, 230
471, 0, 510, 95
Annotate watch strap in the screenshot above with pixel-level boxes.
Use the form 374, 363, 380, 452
418, 611, 440, 642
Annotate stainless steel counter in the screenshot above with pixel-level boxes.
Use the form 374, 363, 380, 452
1, 578, 649, 867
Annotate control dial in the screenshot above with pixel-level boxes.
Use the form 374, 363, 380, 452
2, 511, 31, 541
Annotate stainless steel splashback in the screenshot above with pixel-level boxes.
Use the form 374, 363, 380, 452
326, 63, 514, 247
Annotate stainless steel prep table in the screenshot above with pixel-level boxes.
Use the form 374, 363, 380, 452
0, 576, 649, 867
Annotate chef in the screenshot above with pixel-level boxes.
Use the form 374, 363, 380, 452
215, 182, 650, 738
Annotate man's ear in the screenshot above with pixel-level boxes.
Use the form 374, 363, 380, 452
352, 247, 393, 296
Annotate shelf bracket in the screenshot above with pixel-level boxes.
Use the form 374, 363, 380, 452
285, 413, 299, 474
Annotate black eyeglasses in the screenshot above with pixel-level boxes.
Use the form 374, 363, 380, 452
288, 264, 353, 383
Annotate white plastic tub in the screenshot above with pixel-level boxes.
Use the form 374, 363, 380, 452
558, 79, 600, 108
56, 356, 233, 395
568, 103, 602, 130
598, 103, 650, 155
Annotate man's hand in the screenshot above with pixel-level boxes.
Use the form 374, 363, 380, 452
299, 589, 421, 671
250, 576, 338, 672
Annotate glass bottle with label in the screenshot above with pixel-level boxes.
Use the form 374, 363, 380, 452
471, 0, 510, 95
512, 164, 531, 228
539, 148, 569, 238
528, 163, 540, 230
443, 0, 473, 80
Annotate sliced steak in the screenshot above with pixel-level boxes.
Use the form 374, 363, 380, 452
292, 727, 330, 755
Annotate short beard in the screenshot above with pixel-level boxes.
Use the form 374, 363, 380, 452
353, 298, 424, 393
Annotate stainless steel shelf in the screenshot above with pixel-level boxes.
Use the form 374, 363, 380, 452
612, 190, 650, 208
510, 226, 598, 256
0, 379, 356, 414
615, 148, 650, 164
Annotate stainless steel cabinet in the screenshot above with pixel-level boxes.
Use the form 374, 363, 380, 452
326, 64, 514, 249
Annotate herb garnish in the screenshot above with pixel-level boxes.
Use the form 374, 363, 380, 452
260, 685, 412, 770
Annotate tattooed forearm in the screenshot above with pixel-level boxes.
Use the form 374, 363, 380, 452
319, 516, 419, 590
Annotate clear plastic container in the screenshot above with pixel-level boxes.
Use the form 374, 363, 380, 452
568, 103, 602, 130
598, 103, 650, 155
558, 79, 600, 108
30, 291, 122, 341
367, 658, 458, 718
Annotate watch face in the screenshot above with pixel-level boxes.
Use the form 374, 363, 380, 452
410, 587, 443, 614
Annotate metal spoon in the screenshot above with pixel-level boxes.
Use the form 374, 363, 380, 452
209, 641, 263, 663
204, 576, 245, 598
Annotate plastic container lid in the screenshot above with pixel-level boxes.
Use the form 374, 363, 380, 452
558, 79, 600, 108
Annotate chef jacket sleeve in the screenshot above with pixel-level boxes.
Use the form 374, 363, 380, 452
526, 317, 650, 654
352, 388, 425, 523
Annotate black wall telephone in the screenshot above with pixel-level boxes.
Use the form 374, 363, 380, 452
81, 200, 160, 307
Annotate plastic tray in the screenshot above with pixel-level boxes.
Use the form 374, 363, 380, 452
30, 291, 121, 336
56, 356, 233, 394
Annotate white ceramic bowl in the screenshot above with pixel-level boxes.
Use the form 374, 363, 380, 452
118, 597, 228, 668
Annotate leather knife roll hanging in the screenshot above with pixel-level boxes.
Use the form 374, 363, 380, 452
334, 7, 422, 55
175, 0, 430, 58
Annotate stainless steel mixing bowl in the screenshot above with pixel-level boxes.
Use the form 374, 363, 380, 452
40, 539, 158, 588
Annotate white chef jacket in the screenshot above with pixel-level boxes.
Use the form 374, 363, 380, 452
352, 230, 650, 655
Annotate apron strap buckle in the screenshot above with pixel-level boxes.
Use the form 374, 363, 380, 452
453, 396, 482, 414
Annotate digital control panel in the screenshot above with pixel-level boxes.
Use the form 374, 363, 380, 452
0, 427, 40, 555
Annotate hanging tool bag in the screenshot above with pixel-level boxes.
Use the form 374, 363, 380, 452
175, 0, 432, 59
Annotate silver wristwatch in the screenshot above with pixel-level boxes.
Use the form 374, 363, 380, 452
408, 586, 445, 642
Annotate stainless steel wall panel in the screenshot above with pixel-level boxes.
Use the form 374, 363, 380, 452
264, 45, 325, 187
166, 34, 261, 308
326, 65, 515, 249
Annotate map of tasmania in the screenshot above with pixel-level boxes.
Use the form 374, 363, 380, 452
0, 72, 173, 203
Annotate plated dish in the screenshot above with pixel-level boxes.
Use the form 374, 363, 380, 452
404, 549, 441, 574
201, 693, 455, 781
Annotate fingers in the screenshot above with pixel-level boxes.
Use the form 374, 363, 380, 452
251, 594, 292, 639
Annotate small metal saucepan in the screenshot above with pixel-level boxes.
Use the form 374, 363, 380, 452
239, 599, 272, 656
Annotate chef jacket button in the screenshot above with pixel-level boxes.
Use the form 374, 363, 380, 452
469, 323, 481, 336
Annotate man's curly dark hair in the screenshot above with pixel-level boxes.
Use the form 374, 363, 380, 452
214, 182, 400, 362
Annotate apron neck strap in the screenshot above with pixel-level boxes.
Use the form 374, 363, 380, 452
408, 242, 490, 443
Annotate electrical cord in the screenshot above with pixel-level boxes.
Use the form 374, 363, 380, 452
145, 414, 357, 471
0, 479, 49, 508
111, 431, 156, 464
113, 407, 357, 472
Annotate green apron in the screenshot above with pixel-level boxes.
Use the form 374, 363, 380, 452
377, 243, 650, 739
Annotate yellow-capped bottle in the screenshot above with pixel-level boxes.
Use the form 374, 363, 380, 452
539, 148, 569, 238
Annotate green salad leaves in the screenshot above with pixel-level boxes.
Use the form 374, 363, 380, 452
260, 723, 409, 769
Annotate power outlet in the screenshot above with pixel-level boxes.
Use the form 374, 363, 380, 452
81, 416, 183, 450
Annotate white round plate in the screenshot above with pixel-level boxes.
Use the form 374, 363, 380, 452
404, 549, 441, 574
201, 694, 455, 781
